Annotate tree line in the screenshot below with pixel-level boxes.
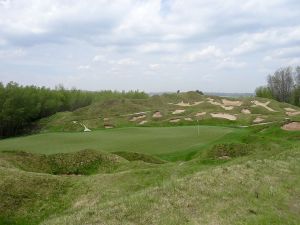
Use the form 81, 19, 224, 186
0, 82, 148, 138
255, 66, 300, 106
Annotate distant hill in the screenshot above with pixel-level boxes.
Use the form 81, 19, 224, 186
38, 91, 300, 132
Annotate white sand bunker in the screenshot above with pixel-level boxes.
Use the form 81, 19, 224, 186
171, 101, 203, 107
139, 120, 148, 125
251, 100, 276, 112
172, 109, 185, 115
210, 113, 237, 121
152, 111, 162, 118
81, 123, 91, 132
282, 122, 300, 131
241, 109, 251, 114
130, 115, 146, 121
286, 111, 300, 116
72, 121, 91, 132
284, 108, 296, 112
170, 118, 181, 123
222, 99, 242, 106
195, 112, 207, 117
207, 99, 234, 111
253, 117, 265, 123
184, 117, 193, 121
284, 108, 300, 116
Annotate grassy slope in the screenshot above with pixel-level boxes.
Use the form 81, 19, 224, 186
37, 92, 300, 132
1, 93, 300, 224
0, 125, 300, 224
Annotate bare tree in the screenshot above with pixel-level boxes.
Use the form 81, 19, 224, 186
295, 66, 300, 86
267, 67, 294, 102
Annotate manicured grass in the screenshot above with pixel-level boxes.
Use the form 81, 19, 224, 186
0, 126, 236, 158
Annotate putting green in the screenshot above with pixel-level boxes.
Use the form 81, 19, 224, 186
0, 126, 237, 156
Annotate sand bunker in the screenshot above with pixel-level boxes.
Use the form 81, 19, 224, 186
286, 111, 300, 116
222, 99, 242, 106
130, 115, 146, 121
73, 121, 91, 132
253, 117, 265, 123
152, 111, 162, 118
172, 109, 185, 115
80, 123, 91, 132
195, 112, 207, 117
184, 118, 193, 121
170, 118, 181, 123
251, 100, 276, 112
103, 118, 110, 121
241, 109, 251, 114
170, 101, 203, 107
282, 122, 300, 131
210, 113, 237, 121
104, 125, 114, 129
207, 99, 235, 111
139, 120, 148, 125
284, 108, 296, 112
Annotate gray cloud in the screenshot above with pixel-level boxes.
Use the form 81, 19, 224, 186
0, 0, 300, 92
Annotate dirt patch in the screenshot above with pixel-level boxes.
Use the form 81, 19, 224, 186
195, 112, 207, 117
253, 117, 265, 123
184, 118, 193, 121
170, 118, 181, 123
130, 115, 146, 121
103, 118, 110, 121
251, 100, 276, 112
152, 111, 162, 118
172, 109, 185, 115
104, 125, 114, 129
241, 109, 251, 114
210, 113, 237, 121
222, 99, 242, 106
282, 122, 300, 131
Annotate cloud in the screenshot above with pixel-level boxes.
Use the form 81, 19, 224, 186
1, 0, 300, 92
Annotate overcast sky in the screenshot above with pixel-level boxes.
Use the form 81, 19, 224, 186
0, 0, 300, 92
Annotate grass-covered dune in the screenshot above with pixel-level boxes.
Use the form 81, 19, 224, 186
38, 92, 300, 132
0, 125, 299, 224
1, 93, 300, 224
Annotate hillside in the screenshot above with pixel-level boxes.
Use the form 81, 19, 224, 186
1, 93, 300, 224
39, 92, 300, 132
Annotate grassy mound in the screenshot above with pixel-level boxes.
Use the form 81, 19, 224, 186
0, 149, 127, 175
207, 143, 253, 159
113, 151, 166, 164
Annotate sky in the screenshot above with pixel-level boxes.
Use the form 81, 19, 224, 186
0, 0, 300, 93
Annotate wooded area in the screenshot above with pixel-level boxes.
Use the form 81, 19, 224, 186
256, 66, 300, 106
0, 82, 148, 138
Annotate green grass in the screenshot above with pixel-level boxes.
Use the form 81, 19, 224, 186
1, 93, 300, 224
0, 126, 236, 159
0, 125, 300, 225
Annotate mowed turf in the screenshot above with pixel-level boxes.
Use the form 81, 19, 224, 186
0, 126, 236, 156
